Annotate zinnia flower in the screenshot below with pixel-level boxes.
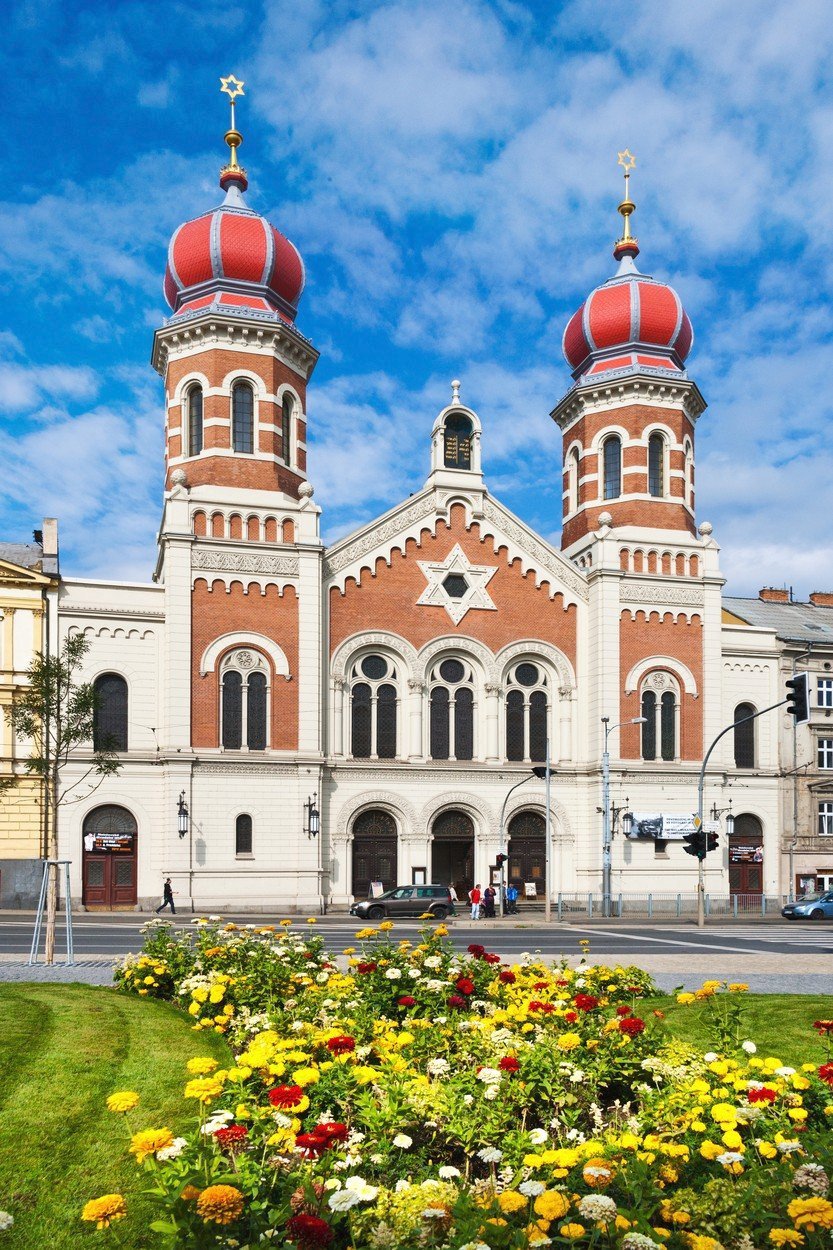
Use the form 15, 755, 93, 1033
748, 1087, 777, 1104
327, 1035, 355, 1055
196, 1184, 244, 1225
786, 1197, 833, 1231
535, 1190, 571, 1221
287, 1212, 334, 1248
456, 977, 475, 995
574, 993, 599, 1011
81, 1194, 127, 1229
184, 1076, 225, 1103
817, 1063, 833, 1086
498, 970, 516, 984
397, 995, 416, 1007
447, 994, 466, 1009
214, 1124, 249, 1153
269, 1084, 306, 1109
769, 1231, 804, 1247
619, 1017, 646, 1036
129, 1128, 174, 1163
106, 1091, 139, 1113
499, 1056, 520, 1072
186, 1057, 219, 1075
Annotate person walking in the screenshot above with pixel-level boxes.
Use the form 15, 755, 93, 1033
468, 883, 482, 920
483, 884, 496, 918
155, 877, 176, 914
506, 882, 519, 915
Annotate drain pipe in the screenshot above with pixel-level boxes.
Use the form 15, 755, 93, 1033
789, 644, 813, 901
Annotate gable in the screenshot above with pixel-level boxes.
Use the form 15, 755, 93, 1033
0, 558, 52, 588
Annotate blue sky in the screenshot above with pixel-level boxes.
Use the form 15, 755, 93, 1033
3, 0, 833, 596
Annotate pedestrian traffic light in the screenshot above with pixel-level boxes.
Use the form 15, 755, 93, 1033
683, 829, 707, 859
706, 831, 719, 854
495, 853, 507, 867
785, 672, 810, 725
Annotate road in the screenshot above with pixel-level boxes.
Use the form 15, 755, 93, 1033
5, 913, 833, 993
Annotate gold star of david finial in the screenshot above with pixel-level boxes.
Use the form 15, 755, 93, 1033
617, 148, 636, 174
219, 74, 246, 179
614, 148, 638, 256
220, 74, 245, 101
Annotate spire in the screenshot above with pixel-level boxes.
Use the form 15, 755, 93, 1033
613, 148, 640, 265
219, 74, 248, 193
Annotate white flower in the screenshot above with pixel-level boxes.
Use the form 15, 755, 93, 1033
476, 1067, 503, 1085
156, 1137, 188, 1161
704, 1052, 718, 1063
569, 1069, 585, 1083
439, 1166, 461, 1179
578, 1194, 617, 1222
519, 1180, 546, 1197
421, 1208, 448, 1219
0, 1213, 13, 1231
484, 1084, 499, 1101
392, 1133, 413, 1149
622, 1235, 662, 1250
328, 1189, 362, 1211
463, 1093, 474, 1105
741, 1040, 757, 1054
426, 980, 445, 992
316, 972, 329, 983
477, 1146, 503, 1163
459, 1243, 491, 1250
776, 1066, 796, 1077
370, 1153, 384, 1164
323, 1178, 342, 1191
716, 1151, 744, 1166
777, 1140, 803, 1154
528, 1128, 548, 1146
424, 955, 442, 969
385, 968, 402, 980
201, 1111, 234, 1134
426, 1058, 450, 1077
344, 1176, 378, 1200
408, 967, 422, 979
395, 1180, 411, 1192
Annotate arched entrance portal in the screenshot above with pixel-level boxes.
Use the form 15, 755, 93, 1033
508, 810, 546, 896
351, 809, 398, 899
82, 805, 138, 908
431, 810, 475, 900
729, 814, 764, 895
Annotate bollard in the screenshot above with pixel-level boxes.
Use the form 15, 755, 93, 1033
648, 893, 653, 919
588, 893, 593, 919
676, 893, 681, 918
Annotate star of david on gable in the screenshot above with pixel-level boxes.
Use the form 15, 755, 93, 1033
416, 544, 498, 625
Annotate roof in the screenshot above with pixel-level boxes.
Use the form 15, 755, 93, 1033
723, 596, 833, 644
0, 542, 43, 571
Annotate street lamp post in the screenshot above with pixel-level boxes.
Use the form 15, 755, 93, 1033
601, 717, 645, 918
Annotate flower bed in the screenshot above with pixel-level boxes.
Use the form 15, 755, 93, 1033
85, 919, 833, 1248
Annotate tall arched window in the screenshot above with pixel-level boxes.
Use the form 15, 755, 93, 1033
443, 414, 473, 469
567, 449, 579, 513
93, 673, 128, 752
734, 702, 756, 768
641, 672, 679, 762
505, 662, 549, 762
220, 649, 269, 750
684, 439, 694, 508
429, 657, 475, 760
350, 654, 398, 759
232, 381, 254, 454
603, 436, 622, 499
281, 393, 293, 465
235, 814, 253, 856
187, 385, 203, 457
641, 690, 657, 760
648, 434, 664, 497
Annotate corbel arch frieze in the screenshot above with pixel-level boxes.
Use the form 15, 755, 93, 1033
330, 631, 419, 684
418, 634, 498, 683
334, 791, 419, 840
494, 639, 576, 692
624, 655, 698, 697
420, 792, 498, 839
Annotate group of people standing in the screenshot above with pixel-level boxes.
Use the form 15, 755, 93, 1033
466, 882, 519, 919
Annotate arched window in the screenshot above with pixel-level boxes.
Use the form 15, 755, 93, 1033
443, 414, 473, 469
567, 448, 579, 514
232, 381, 254, 454
93, 674, 128, 752
648, 434, 664, 497
350, 654, 398, 759
187, 385, 203, 457
220, 649, 269, 750
281, 393, 293, 465
734, 702, 756, 768
429, 657, 475, 760
603, 435, 621, 499
505, 662, 549, 762
235, 814, 253, 856
641, 672, 679, 762
684, 439, 694, 508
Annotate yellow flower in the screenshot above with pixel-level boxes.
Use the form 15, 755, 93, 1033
700, 1141, 724, 1160
435, 925, 449, 937
728, 982, 749, 993
378, 920, 394, 931
787, 1197, 833, 1231
186, 1057, 219, 1075
196, 1184, 244, 1226
757, 1140, 778, 1159
560, 1223, 586, 1239
710, 1103, 738, 1124
769, 1231, 805, 1247
534, 1190, 570, 1221
184, 1076, 225, 1103
279, 918, 293, 926
292, 1066, 320, 1087
556, 1032, 581, 1052
106, 1091, 139, 1113
181, 1185, 201, 1201
129, 1128, 174, 1162
306, 917, 317, 924
676, 992, 696, 1005
498, 1190, 528, 1213
721, 1130, 743, 1149
81, 1194, 127, 1229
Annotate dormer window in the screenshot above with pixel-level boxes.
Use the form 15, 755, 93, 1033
443, 414, 472, 469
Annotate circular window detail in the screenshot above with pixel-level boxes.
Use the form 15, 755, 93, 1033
439, 658, 465, 684
361, 655, 387, 680
442, 573, 468, 599
515, 663, 539, 687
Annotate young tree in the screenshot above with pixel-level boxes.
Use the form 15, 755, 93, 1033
1, 633, 121, 963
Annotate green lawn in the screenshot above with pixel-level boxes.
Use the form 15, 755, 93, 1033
650, 993, 833, 1066
0, 984, 230, 1249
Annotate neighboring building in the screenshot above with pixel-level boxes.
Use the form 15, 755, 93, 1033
724, 590, 833, 898
51, 110, 790, 911
0, 520, 60, 906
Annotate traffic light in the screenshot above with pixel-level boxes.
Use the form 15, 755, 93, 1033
683, 829, 707, 859
706, 831, 719, 854
495, 853, 507, 867
785, 672, 810, 725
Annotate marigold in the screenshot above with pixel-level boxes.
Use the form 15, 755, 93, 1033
769, 1232, 804, 1247
787, 1197, 833, 1231
186, 1056, 219, 1075
560, 1224, 586, 1239
81, 1193, 127, 1229
534, 1190, 571, 1221
196, 1183, 244, 1225
106, 1090, 139, 1113
129, 1128, 174, 1162
556, 1032, 581, 1051
184, 1076, 225, 1103
498, 1190, 528, 1213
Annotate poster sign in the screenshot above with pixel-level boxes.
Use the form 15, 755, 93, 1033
369, 880, 385, 898
628, 813, 718, 841
524, 881, 537, 898
729, 844, 763, 864
84, 832, 134, 853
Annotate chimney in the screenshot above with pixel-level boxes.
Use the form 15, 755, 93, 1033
759, 587, 789, 603
810, 592, 833, 607
41, 518, 59, 577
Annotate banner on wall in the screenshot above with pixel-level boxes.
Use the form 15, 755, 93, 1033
628, 813, 719, 841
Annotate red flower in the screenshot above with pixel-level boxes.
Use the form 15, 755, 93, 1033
528, 1000, 554, 1014
287, 1212, 334, 1249
295, 1132, 327, 1157
484, 952, 501, 964
574, 993, 599, 1012
269, 1084, 305, 1108
813, 1020, 833, 1034
817, 1062, 833, 1085
356, 962, 377, 974
616, 1005, 632, 1017
468, 943, 486, 956
619, 1016, 646, 1036
748, 1087, 777, 1104
498, 970, 516, 984
564, 1010, 578, 1023
214, 1123, 249, 1152
447, 994, 466, 1009
456, 977, 476, 996
556, 979, 570, 987
534, 980, 549, 990
295, 1123, 348, 1156
316, 1122, 349, 1143
397, 995, 416, 1007
327, 1035, 355, 1055
499, 1056, 520, 1072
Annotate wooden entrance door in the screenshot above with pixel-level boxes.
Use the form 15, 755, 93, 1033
431, 810, 475, 900
507, 810, 546, 895
729, 814, 764, 896
82, 805, 138, 908
351, 809, 398, 899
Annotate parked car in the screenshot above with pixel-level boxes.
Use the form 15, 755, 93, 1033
350, 884, 455, 921
781, 891, 833, 921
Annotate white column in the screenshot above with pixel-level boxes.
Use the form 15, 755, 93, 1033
408, 680, 425, 759
559, 687, 573, 762
333, 680, 345, 756
485, 683, 500, 762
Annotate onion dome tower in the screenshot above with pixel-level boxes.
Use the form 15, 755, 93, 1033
552, 152, 705, 554
152, 75, 318, 498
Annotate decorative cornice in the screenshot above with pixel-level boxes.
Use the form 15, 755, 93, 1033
152, 314, 319, 381
192, 549, 299, 577
551, 374, 707, 433
480, 500, 588, 603
620, 581, 704, 608
324, 492, 439, 580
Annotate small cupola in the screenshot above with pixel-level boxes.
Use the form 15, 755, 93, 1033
426, 380, 484, 489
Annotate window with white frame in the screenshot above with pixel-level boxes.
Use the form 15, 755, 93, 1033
350, 654, 397, 759
566, 449, 579, 514
602, 435, 622, 500
684, 440, 694, 508
220, 649, 269, 750
818, 801, 833, 836
281, 393, 293, 465
429, 656, 475, 760
818, 678, 833, 709
641, 671, 680, 762
187, 384, 203, 457
505, 662, 549, 763
648, 433, 665, 497
819, 739, 833, 769
235, 814, 253, 856
231, 381, 255, 454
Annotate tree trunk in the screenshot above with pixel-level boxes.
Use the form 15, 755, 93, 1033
44, 771, 59, 966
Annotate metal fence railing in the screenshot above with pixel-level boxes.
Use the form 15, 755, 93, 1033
511, 893, 788, 919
